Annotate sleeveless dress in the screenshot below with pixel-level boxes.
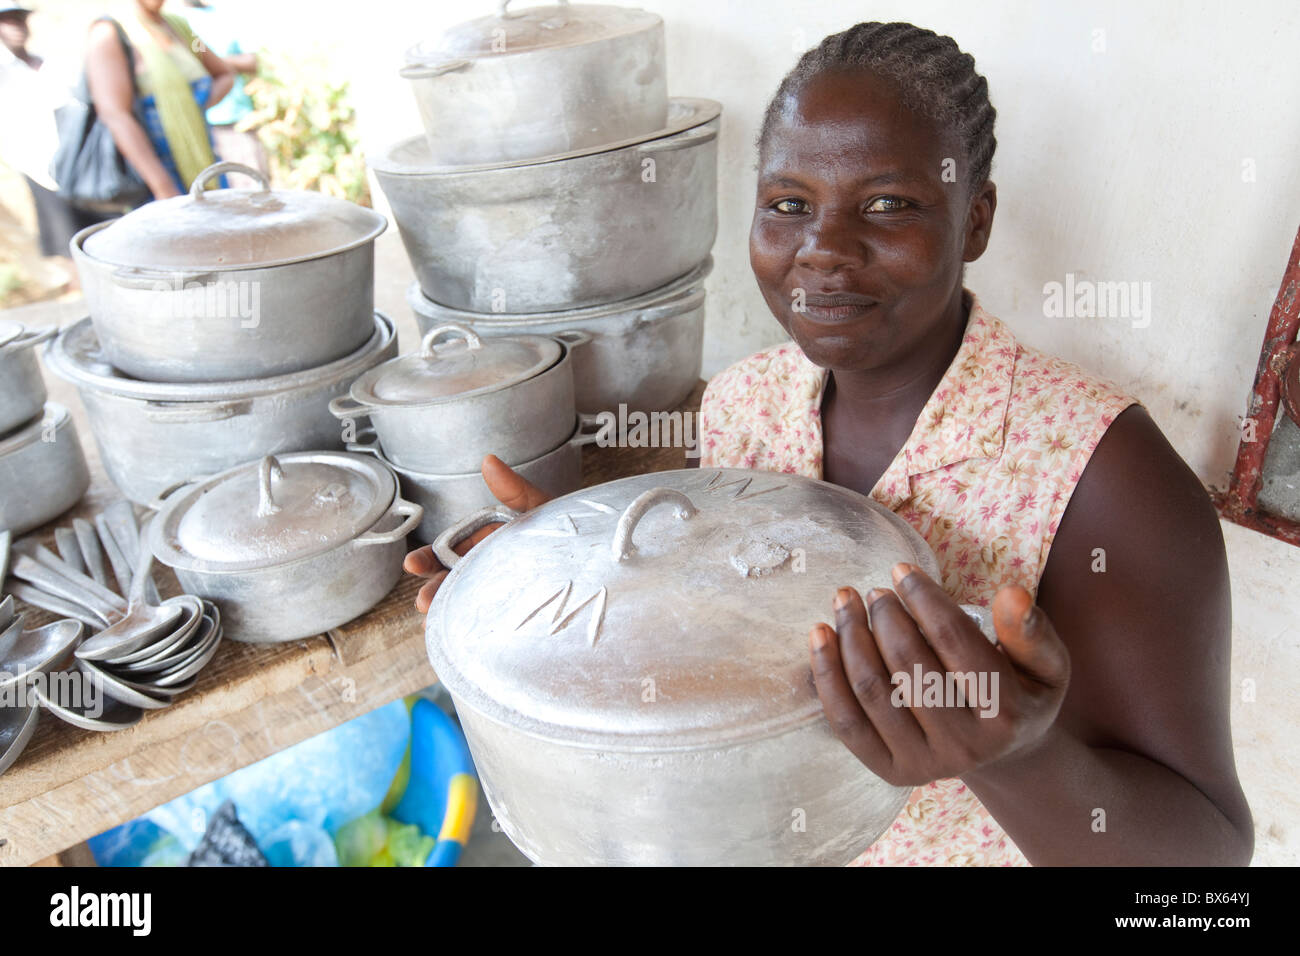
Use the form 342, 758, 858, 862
698, 292, 1139, 866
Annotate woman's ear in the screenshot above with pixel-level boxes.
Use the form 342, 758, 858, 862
962, 180, 997, 262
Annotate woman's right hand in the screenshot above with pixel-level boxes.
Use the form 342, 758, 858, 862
403, 454, 555, 614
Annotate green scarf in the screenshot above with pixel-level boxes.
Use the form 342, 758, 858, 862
132, 12, 215, 189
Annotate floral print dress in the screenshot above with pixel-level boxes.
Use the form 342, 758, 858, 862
698, 293, 1139, 865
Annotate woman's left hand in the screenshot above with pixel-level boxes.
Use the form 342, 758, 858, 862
808, 563, 1071, 787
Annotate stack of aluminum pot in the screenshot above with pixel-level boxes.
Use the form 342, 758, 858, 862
373, 0, 719, 417
46, 162, 397, 506
0, 321, 89, 534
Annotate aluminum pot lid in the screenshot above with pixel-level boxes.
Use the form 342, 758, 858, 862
425, 468, 944, 750
80, 162, 386, 271
153, 452, 397, 573
409, 2, 660, 62
354, 323, 561, 406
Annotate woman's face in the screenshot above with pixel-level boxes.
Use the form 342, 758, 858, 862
136, 0, 168, 15
750, 68, 996, 371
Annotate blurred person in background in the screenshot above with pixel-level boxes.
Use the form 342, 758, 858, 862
182, 0, 267, 189
85, 0, 233, 199
0, 3, 104, 269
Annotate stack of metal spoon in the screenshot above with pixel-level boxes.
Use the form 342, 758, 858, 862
0, 502, 223, 758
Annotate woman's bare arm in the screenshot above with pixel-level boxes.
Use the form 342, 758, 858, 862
188, 31, 234, 108
964, 404, 1253, 864
85, 20, 179, 199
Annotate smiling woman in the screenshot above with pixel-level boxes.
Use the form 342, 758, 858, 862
699, 21, 1254, 866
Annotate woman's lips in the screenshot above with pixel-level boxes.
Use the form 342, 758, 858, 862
797, 292, 881, 323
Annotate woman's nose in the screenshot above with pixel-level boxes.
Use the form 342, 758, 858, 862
795, 210, 866, 273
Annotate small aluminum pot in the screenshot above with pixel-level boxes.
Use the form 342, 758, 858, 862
347, 416, 596, 543
44, 314, 397, 505
150, 452, 423, 644
71, 163, 386, 383
0, 322, 54, 436
402, 1, 668, 166
329, 325, 583, 473
407, 259, 709, 414
372, 99, 718, 313
0, 403, 91, 535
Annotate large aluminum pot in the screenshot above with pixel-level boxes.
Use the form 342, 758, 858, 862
407, 258, 709, 414
71, 162, 386, 383
372, 99, 719, 313
150, 452, 422, 643
0, 403, 90, 535
426, 468, 996, 866
329, 324, 580, 473
0, 321, 54, 436
347, 416, 594, 543
402, 1, 667, 166
44, 314, 397, 505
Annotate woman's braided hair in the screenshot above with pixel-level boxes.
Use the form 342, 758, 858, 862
759, 22, 997, 192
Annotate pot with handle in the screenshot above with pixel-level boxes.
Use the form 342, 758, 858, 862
372, 99, 718, 314
424, 468, 996, 866
407, 258, 710, 414
150, 451, 422, 644
44, 313, 397, 504
0, 403, 91, 535
328, 324, 583, 473
401, 1, 667, 167
0, 322, 55, 436
346, 414, 598, 543
71, 162, 386, 383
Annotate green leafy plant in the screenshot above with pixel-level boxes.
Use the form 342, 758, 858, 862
238, 55, 371, 206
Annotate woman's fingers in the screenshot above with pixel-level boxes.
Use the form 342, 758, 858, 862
403, 544, 436, 576
482, 455, 553, 512
889, 564, 1006, 675
415, 570, 449, 615
808, 620, 894, 774
991, 586, 1071, 690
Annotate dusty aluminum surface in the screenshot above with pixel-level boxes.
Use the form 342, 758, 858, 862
0, 403, 91, 535
0, 324, 53, 435
408, 260, 709, 414
45, 315, 397, 505
374, 99, 718, 313
402, 2, 667, 166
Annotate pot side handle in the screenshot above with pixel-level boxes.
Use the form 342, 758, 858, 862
328, 395, 372, 421
356, 498, 424, 546
399, 58, 471, 80
610, 487, 697, 562
432, 505, 522, 569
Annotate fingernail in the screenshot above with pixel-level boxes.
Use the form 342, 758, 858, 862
891, 562, 918, 586
833, 588, 853, 611
809, 625, 830, 651
864, 588, 889, 607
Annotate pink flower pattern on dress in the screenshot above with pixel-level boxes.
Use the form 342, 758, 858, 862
698, 294, 1138, 866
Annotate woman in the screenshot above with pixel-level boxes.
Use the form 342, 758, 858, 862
85, 0, 232, 200
404, 22, 1253, 866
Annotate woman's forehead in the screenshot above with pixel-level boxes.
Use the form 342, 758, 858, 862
761, 70, 957, 176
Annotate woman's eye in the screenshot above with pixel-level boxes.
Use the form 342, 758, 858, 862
772, 198, 808, 214
866, 196, 910, 213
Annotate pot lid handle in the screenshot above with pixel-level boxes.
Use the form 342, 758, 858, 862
610, 488, 698, 562
190, 161, 270, 199
257, 456, 284, 517
498, 0, 568, 17
420, 323, 483, 358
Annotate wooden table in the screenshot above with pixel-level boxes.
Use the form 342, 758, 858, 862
0, 308, 702, 865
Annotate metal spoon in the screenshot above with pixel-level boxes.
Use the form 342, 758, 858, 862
73, 518, 109, 588
20, 542, 127, 615
75, 518, 183, 662
0, 618, 84, 692
0, 702, 39, 777
5, 582, 105, 630
8, 554, 116, 626
0, 593, 15, 634
54, 527, 86, 576
95, 513, 134, 597
0, 608, 26, 661
104, 501, 160, 605
0, 528, 11, 587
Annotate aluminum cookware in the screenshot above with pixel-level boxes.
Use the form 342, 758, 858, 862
150, 451, 422, 643
401, 1, 667, 166
44, 313, 397, 505
372, 98, 718, 313
0, 321, 54, 436
347, 416, 594, 543
72, 162, 386, 383
425, 468, 996, 866
329, 324, 580, 473
408, 258, 709, 414
0, 403, 90, 535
